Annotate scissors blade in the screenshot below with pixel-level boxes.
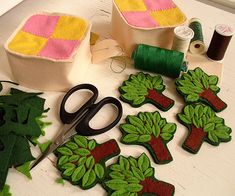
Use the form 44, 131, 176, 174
30, 123, 77, 170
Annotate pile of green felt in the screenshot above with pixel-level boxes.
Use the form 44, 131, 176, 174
0, 82, 49, 190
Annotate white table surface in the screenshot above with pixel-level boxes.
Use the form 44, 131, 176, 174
0, 0, 235, 195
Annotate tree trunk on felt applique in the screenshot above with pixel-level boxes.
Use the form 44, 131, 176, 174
120, 111, 176, 164
148, 136, 172, 163
55, 136, 120, 190
183, 126, 207, 153
119, 72, 174, 111
104, 154, 175, 196
199, 89, 227, 112
90, 140, 120, 163
176, 67, 227, 112
140, 177, 175, 195
146, 89, 174, 111
178, 104, 232, 154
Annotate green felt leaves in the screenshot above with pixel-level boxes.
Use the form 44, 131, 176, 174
119, 72, 174, 111
176, 67, 227, 112
178, 104, 232, 153
103, 154, 175, 195
0, 85, 49, 190
120, 112, 176, 164
55, 135, 120, 190
120, 72, 164, 104
0, 184, 12, 196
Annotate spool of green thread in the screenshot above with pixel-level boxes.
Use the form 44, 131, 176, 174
132, 44, 186, 78
189, 18, 206, 54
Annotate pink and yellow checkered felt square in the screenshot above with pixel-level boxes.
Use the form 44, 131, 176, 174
114, 0, 185, 28
8, 14, 88, 60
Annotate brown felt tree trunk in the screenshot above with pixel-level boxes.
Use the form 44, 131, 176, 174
148, 136, 172, 164
90, 139, 120, 163
146, 89, 174, 111
140, 177, 175, 196
183, 126, 207, 154
200, 89, 227, 112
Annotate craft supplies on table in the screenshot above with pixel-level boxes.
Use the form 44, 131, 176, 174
111, 0, 186, 56
171, 25, 194, 57
188, 18, 206, 54
31, 83, 123, 169
132, 44, 187, 78
4, 13, 92, 91
207, 24, 234, 61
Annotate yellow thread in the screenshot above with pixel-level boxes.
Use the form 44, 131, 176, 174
8, 31, 48, 55
115, 0, 147, 12
150, 7, 186, 27
52, 16, 88, 40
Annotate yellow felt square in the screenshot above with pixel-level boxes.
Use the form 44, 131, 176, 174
115, 0, 147, 12
8, 31, 48, 55
150, 7, 186, 27
52, 16, 88, 40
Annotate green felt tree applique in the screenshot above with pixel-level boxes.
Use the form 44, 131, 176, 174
176, 67, 227, 112
103, 153, 175, 196
178, 104, 232, 154
120, 111, 177, 164
0, 87, 49, 190
55, 135, 120, 190
119, 72, 174, 111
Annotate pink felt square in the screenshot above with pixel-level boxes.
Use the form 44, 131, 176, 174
122, 11, 158, 28
22, 14, 59, 38
144, 0, 175, 10
38, 38, 80, 60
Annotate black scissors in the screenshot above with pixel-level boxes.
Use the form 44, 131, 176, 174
30, 84, 123, 169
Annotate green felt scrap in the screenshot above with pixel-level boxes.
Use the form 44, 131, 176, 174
38, 140, 52, 153
0, 184, 12, 196
55, 178, 65, 185
0, 84, 49, 190
55, 135, 120, 190
103, 153, 175, 196
16, 162, 32, 180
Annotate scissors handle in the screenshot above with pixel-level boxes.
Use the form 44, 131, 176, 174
75, 96, 123, 136
60, 84, 98, 124
60, 83, 123, 136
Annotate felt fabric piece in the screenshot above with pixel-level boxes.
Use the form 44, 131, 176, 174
55, 135, 120, 190
0, 86, 48, 190
122, 11, 158, 28
144, 0, 175, 10
177, 104, 232, 154
52, 16, 88, 40
120, 111, 176, 164
114, 0, 186, 28
175, 67, 227, 112
22, 14, 59, 38
119, 72, 174, 111
103, 153, 175, 195
150, 7, 186, 27
0, 184, 12, 196
7, 13, 88, 60
8, 31, 47, 56
115, 0, 147, 12
39, 39, 80, 60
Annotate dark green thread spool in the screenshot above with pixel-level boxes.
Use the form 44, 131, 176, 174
189, 18, 206, 54
132, 44, 186, 78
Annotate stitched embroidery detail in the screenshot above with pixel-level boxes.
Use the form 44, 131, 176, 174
114, 0, 185, 28
8, 14, 88, 60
